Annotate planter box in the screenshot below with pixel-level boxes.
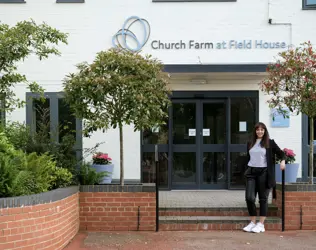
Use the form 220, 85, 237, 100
92, 163, 114, 184
275, 163, 299, 183
274, 183, 316, 230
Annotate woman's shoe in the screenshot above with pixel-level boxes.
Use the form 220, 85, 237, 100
251, 222, 265, 233
243, 221, 256, 232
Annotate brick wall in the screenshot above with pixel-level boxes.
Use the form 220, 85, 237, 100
0, 187, 79, 250
274, 183, 316, 230
79, 184, 156, 231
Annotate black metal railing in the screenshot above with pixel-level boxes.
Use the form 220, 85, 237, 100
282, 169, 285, 232
155, 144, 159, 232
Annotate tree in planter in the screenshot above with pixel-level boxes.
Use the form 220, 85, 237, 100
0, 19, 68, 118
260, 41, 316, 184
63, 48, 171, 185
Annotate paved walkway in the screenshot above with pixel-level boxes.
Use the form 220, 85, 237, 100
159, 190, 272, 208
65, 231, 316, 250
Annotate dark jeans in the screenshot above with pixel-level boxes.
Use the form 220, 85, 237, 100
245, 167, 270, 217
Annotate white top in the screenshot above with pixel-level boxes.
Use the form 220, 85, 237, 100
248, 139, 267, 168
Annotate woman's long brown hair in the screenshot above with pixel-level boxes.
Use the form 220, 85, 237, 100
248, 122, 270, 149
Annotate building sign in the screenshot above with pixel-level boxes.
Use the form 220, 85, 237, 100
113, 16, 287, 52
151, 40, 287, 50
271, 108, 290, 128
113, 16, 150, 52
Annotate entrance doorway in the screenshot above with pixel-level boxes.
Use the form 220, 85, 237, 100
141, 91, 259, 190
172, 99, 226, 189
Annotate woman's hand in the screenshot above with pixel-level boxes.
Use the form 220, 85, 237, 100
280, 160, 286, 170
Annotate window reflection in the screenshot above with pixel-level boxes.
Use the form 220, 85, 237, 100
142, 121, 169, 144
203, 152, 226, 184
142, 152, 168, 187
231, 97, 256, 144
307, 154, 316, 177
230, 152, 248, 188
172, 152, 196, 185
173, 103, 196, 144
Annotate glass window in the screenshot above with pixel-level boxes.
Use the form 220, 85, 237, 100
203, 152, 226, 184
230, 97, 257, 144
307, 154, 316, 177
230, 152, 247, 188
307, 117, 316, 143
152, 0, 236, 2
58, 99, 76, 142
141, 152, 168, 188
56, 0, 84, 3
33, 98, 50, 138
173, 103, 196, 145
27, 93, 82, 157
307, 0, 316, 4
0, 98, 5, 125
172, 152, 196, 185
0, 0, 25, 3
142, 119, 169, 145
304, 0, 316, 9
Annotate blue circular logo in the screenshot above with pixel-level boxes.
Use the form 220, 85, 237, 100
112, 16, 151, 52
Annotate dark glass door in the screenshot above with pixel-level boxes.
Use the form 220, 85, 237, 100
201, 100, 227, 189
229, 97, 257, 189
171, 100, 199, 188
171, 99, 228, 189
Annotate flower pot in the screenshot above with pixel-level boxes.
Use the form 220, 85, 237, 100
275, 163, 299, 183
92, 164, 114, 184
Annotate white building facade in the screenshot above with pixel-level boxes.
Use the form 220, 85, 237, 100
1, 0, 316, 189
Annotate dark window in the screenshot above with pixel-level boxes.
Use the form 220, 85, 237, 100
307, 117, 316, 143
303, 0, 316, 9
230, 97, 256, 144
153, 0, 236, 2
56, 0, 84, 3
307, 154, 316, 177
142, 152, 169, 188
26, 92, 82, 159
0, 97, 5, 125
0, 0, 25, 3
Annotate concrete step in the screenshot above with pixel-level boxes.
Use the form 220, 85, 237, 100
159, 205, 278, 217
159, 216, 281, 231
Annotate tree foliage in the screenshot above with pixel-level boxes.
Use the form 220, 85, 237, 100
0, 19, 68, 113
63, 48, 171, 185
260, 41, 316, 184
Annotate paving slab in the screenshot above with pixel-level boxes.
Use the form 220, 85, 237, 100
159, 190, 272, 208
65, 231, 316, 250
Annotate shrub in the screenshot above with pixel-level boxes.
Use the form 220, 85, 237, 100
1, 120, 77, 174
0, 133, 73, 198
76, 162, 108, 185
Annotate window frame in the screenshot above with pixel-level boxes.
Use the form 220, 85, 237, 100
0, 0, 25, 3
0, 97, 5, 125
303, 0, 316, 9
56, 0, 84, 3
152, 0, 236, 2
26, 92, 83, 160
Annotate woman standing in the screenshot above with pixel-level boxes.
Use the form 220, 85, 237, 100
243, 122, 285, 233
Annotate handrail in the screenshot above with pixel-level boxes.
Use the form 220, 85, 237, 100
282, 169, 285, 231
155, 144, 159, 232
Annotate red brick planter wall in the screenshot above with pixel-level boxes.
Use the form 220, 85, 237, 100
274, 183, 316, 230
0, 187, 79, 250
79, 184, 156, 231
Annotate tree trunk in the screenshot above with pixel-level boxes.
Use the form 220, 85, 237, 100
119, 123, 124, 186
309, 117, 314, 185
